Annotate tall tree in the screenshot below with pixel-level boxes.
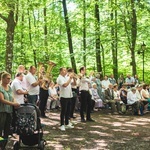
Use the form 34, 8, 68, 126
110, 0, 118, 80
0, 1, 18, 74
62, 0, 77, 73
95, 0, 102, 73
122, 0, 137, 75
83, 0, 86, 67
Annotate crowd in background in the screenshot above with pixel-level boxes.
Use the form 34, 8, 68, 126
0, 65, 150, 148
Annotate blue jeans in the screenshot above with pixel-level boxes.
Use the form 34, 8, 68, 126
27, 95, 38, 105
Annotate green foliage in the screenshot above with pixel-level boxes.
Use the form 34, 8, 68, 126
0, 0, 149, 81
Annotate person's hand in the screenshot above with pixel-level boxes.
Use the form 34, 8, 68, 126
69, 73, 74, 79
13, 102, 20, 108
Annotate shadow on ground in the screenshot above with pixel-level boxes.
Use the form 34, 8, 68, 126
7, 109, 150, 150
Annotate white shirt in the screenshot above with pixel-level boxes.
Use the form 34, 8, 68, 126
101, 80, 110, 92
127, 91, 138, 104
26, 72, 40, 95
11, 78, 25, 104
49, 87, 57, 96
79, 76, 90, 91
21, 74, 27, 90
57, 75, 72, 98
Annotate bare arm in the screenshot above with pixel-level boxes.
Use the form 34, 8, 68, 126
0, 92, 20, 107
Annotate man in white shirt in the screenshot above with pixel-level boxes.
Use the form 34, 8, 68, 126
57, 67, 74, 131
78, 66, 94, 122
26, 66, 42, 105
11, 73, 28, 104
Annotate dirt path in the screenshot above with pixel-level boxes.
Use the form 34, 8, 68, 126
8, 110, 150, 150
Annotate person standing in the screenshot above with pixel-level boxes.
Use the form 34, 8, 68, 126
78, 66, 94, 122
57, 67, 74, 131
26, 66, 42, 105
16, 65, 28, 90
11, 72, 28, 104
0, 72, 20, 149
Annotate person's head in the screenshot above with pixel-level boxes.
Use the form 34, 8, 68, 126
136, 84, 143, 91
95, 73, 100, 79
15, 72, 24, 81
108, 83, 113, 89
113, 84, 118, 90
79, 66, 86, 75
49, 81, 55, 87
17, 65, 25, 73
142, 84, 149, 90
92, 83, 97, 89
1, 72, 11, 85
29, 66, 37, 75
104, 75, 108, 80
110, 74, 114, 78
131, 87, 136, 93
59, 67, 67, 76
127, 74, 131, 79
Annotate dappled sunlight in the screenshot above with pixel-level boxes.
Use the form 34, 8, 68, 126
89, 131, 113, 137
121, 123, 136, 127
72, 137, 85, 141
46, 140, 63, 149
142, 137, 150, 141
112, 129, 131, 132
93, 140, 108, 148
125, 121, 149, 125
90, 125, 109, 130
112, 122, 123, 127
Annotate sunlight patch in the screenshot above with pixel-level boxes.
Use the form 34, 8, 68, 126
89, 131, 113, 137
112, 122, 122, 127
90, 125, 109, 130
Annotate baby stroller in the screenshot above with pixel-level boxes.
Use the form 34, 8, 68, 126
13, 103, 45, 150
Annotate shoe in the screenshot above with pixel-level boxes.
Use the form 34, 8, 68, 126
65, 123, 74, 129
81, 119, 86, 122
60, 125, 66, 131
86, 118, 95, 122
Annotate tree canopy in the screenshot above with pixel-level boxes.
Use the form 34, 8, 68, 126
0, 0, 149, 82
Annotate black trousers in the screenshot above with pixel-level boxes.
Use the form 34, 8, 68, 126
39, 88, 49, 117
80, 90, 91, 120
60, 97, 71, 126
70, 89, 77, 118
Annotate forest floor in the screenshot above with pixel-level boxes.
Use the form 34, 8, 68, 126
7, 108, 150, 150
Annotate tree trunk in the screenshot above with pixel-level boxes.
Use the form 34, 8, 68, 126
62, 0, 77, 73
0, 3, 17, 74
111, 0, 118, 80
83, 0, 86, 67
5, 11, 16, 74
95, 0, 102, 73
130, 0, 137, 76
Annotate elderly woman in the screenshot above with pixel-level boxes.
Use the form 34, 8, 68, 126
127, 87, 141, 115
0, 72, 20, 149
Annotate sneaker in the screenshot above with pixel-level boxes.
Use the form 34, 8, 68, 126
60, 125, 66, 131
65, 123, 74, 129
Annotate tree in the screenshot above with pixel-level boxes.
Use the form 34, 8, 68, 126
0, 1, 18, 74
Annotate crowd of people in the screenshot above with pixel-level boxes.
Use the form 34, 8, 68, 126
0, 65, 150, 148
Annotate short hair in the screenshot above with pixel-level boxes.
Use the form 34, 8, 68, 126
67, 68, 74, 72
1, 72, 11, 79
131, 87, 136, 91
59, 67, 65, 73
79, 66, 85, 73
15, 72, 23, 77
